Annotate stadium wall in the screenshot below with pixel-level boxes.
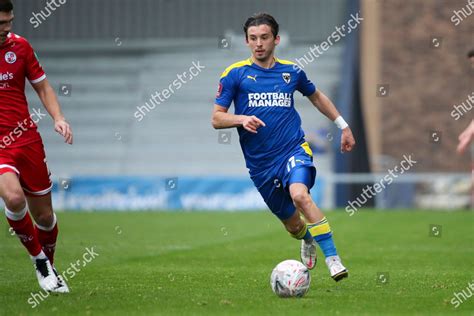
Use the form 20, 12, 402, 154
365, 0, 473, 172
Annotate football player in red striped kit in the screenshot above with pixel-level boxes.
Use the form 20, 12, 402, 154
0, 0, 72, 293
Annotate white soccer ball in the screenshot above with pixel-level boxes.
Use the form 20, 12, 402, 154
270, 259, 311, 298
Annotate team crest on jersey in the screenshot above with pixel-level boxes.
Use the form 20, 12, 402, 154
5, 51, 16, 64
282, 72, 291, 84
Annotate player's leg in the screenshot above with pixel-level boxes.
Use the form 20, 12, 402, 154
27, 193, 56, 264
18, 141, 57, 264
1, 170, 39, 254
22, 142, 68, 293
289, 181, 338, 256
0, 168, 58, 291
17, 141, 67, 292
254, 175, 317, 269
280, 208, 317, 269
288, 167, 348, 281
27, 193, 69, 293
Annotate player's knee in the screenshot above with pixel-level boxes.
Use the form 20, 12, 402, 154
291, 191, 313, 211
34, 211, 54, 228
3, 189, 26, 211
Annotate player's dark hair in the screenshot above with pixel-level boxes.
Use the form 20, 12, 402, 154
243, 13, 279, 39
0, 0, 13, 12
468, 49, 474, 58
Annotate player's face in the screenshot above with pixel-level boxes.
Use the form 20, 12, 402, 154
0, 11, 14, 44
246, 24, 280, 62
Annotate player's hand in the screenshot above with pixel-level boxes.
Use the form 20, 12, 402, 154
242, 115, 266, 134
341, 127, 355, 153
54, 118, 73, 145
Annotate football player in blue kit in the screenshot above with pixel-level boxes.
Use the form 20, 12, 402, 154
212, 13, 355, 281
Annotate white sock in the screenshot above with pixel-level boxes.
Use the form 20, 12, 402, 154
325, 255, 341, 264
31, 250, 47, 261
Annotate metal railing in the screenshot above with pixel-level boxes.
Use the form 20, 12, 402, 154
325, 172, 472, 210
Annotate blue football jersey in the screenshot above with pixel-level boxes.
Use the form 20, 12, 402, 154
215, 58, 316, 173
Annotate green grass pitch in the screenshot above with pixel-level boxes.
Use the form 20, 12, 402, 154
0, 210, 473, 315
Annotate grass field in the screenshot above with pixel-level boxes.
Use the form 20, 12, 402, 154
0, 210, 473, 315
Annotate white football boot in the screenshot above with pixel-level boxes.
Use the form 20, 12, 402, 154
32, 256, 59, 291
51, 267, 70, 293
325, 255, 348, 282
300, 239, 317, 270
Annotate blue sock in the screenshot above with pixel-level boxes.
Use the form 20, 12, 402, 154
302, 228, 313, 243
308, 217, 338, 258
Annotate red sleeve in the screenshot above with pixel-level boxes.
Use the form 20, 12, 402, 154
25, 41, 46, 83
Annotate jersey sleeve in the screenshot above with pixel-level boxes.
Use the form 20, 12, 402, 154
296, 68, 316, 96
215, 69, 237, 108
25, 42, 46, 84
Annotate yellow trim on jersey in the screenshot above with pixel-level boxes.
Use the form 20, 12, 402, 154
275, 58, 296, 65
301, 142, 313, 157
220, 57, 296, 79
220, 58, 252, 78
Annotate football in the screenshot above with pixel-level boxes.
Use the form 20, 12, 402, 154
270, 259, 311, 298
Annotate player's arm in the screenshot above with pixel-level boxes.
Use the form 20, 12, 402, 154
212, 105, 265, 134
32, 78, 73, 144
307, 90, 355, 152
457, 120, 474, 154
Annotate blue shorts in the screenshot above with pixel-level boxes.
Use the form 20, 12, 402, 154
250, 142, 316, 221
